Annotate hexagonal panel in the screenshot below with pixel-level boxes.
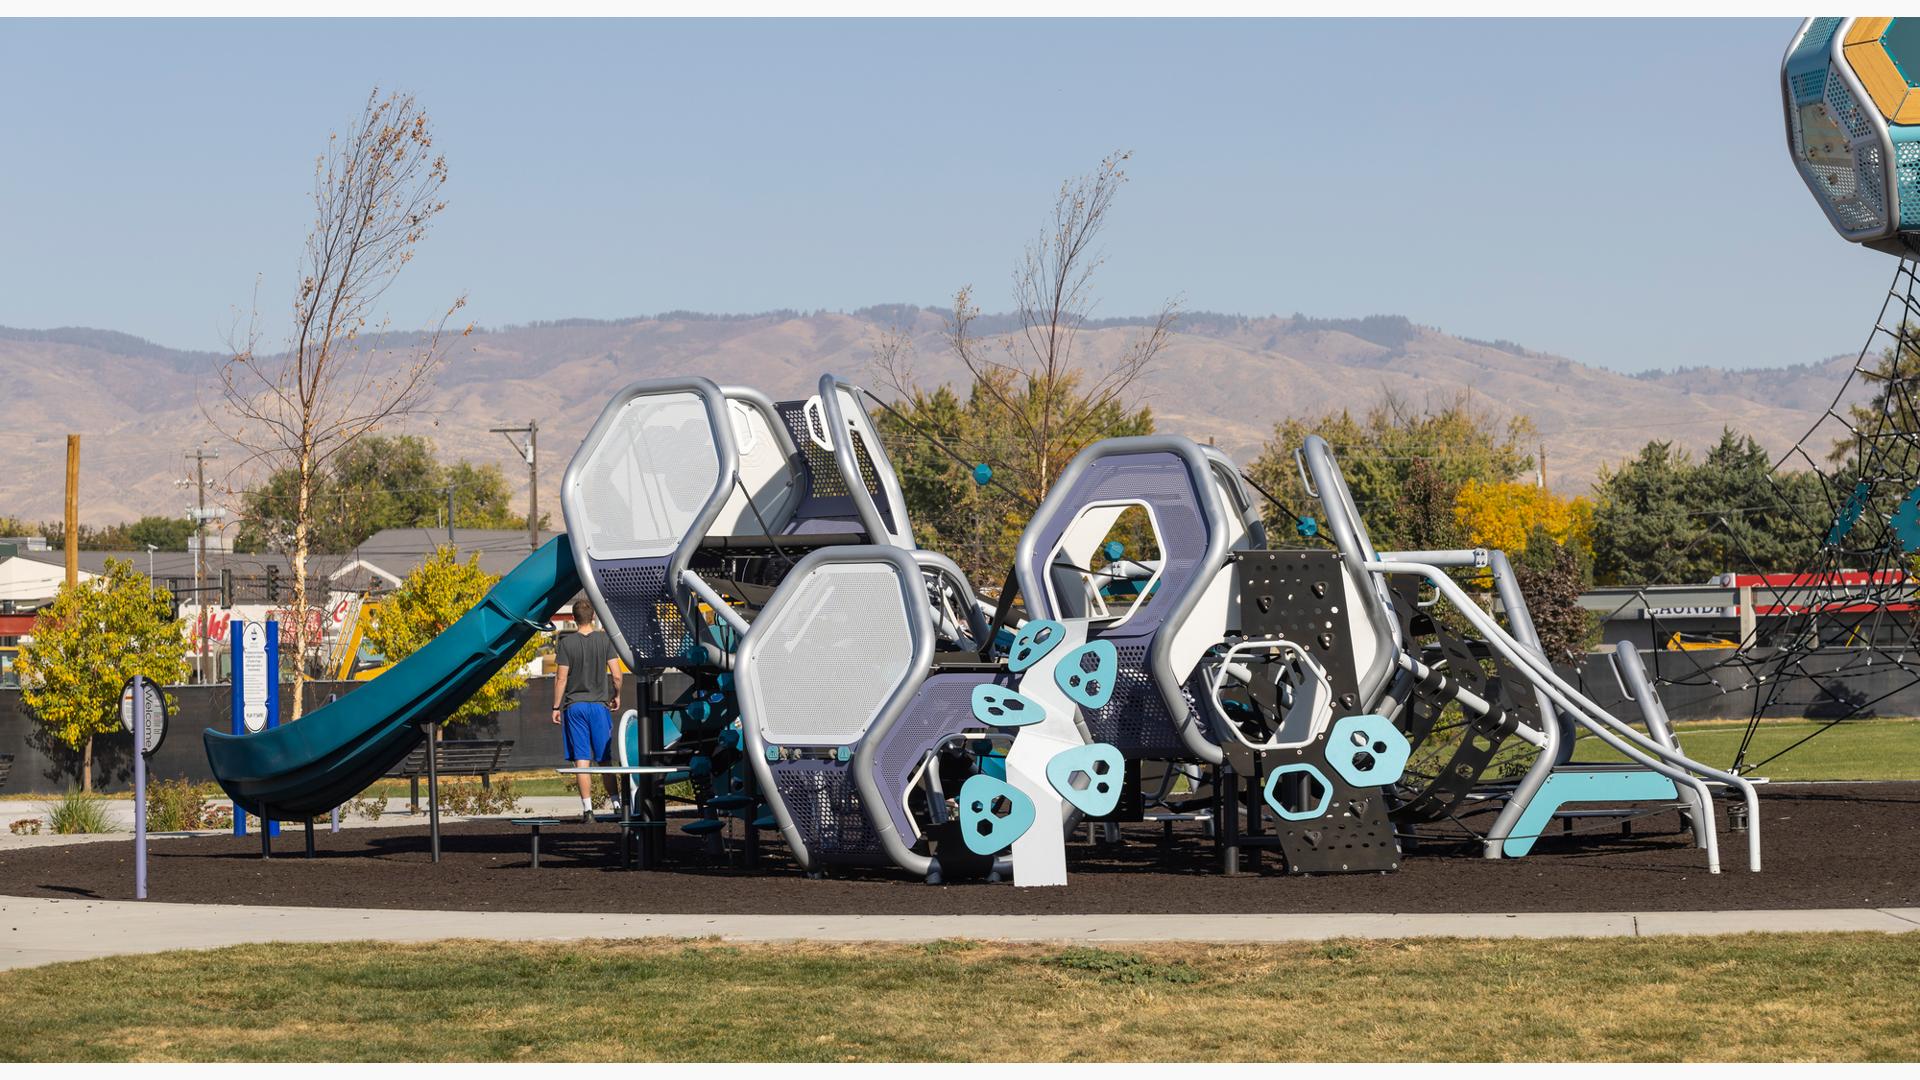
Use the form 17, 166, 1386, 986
1262, 763, 1331, 822
1327, 714, 1411, 788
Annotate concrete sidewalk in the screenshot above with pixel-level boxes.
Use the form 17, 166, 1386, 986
2, 896, 1916, 972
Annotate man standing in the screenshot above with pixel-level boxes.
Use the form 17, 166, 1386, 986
552, 598, 622, 822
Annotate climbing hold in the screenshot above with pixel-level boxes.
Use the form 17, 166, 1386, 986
972, 463, 993, 486
1828, 480, 1872, 547
971, 684, 1045, 728
1054, 640, 1119, 710
956, 773, 1035, 856
1103, 540, 1125, 562
1326, 714, 1410, 788
1894, 485, 1920, 554
1262, 763, 1332, 821
1045, 743, 1124, 817
1296, 515, 1319, 539
1008, 620, 1065, 673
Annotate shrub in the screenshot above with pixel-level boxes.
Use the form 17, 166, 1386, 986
144, 778, 227, 832
9, 818, 43, 836
41, 788, 114, 834
347, 792, 389, 821
439, 778, 522, 817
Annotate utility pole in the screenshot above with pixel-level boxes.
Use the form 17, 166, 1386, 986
491, 420, 539, 550
1538, 443, 1547, 489
445, 485, 456, 544
185, 448, 220, 683
63, 436, 79, 588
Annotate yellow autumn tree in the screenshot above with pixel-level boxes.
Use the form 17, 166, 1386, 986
363, 546, 541, 726
16, 559, 191, 791
1452, 479, 1593, 556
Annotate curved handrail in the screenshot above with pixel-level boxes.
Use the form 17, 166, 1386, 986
1368, 560, 1761, 873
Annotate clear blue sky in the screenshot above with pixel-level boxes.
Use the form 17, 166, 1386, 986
0, 17, 1894, 372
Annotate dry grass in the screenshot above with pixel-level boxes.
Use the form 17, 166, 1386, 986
1, 933, 1916, 1061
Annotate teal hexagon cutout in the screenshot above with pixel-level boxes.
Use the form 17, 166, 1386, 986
1045, 743, 1124, 817
1054, 640, 1118, 710
971, 684, 1045, 728
956, 773, 1035, 856
1008, 620, 1066, 673
1262, 763, 1332, 821
1327, 714, 1410, 788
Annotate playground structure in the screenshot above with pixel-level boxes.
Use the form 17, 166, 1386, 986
227, 17, 1920, 886
204, 369, 1762, 885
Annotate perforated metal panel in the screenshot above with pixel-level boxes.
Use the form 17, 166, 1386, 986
769, 759, 883, 858
593, 558, 689, 666
1897, 140, 1920, 229
575, 392, 721, 560
749, 562, 915, 746
870, 673, 996, 842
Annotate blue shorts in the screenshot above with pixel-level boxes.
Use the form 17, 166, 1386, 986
563, 702, 614, 764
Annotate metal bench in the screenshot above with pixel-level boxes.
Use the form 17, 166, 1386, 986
384, 739, 515, 813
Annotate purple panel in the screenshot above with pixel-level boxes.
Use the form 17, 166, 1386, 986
1021, 451, 1213, 755
868, 672, 1004, 844
591, 555, 689, 668
769, 758, 884, 860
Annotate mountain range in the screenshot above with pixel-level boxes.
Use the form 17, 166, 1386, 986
0, 310, 1866, 526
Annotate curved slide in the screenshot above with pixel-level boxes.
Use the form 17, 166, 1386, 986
205, 536, 582, 818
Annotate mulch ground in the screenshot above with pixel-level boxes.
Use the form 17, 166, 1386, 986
1, 783, 1914, 915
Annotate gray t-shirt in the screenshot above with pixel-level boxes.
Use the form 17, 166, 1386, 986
556, 629, 619, 707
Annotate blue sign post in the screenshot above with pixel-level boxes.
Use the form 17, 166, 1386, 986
230, 619, 281, 838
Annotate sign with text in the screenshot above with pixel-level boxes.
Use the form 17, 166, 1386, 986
241, 621, 270, 733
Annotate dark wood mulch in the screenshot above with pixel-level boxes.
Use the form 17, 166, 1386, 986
1, 784, 1914, 915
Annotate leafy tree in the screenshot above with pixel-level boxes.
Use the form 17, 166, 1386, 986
1589, 430, 1821, 586
237, 435, 544, 555
1453, 479, 1592, 556
1511, 525, 1599, 663
125, 516, 197, 552
876, 379, 1152, 586
14, 558, 190, 791
1246, 392, 1535, 551
362, 545, 540, 727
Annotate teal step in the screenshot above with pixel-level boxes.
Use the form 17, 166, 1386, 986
682, 818, 726, 835
751, 813, 777, 829
709, 793, 754, 810
1503, 768, 1679, 858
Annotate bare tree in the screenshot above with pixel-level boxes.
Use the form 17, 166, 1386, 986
945, 150, 1179, 502
211, 88, 467, 717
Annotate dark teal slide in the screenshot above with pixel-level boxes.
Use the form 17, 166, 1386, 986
205, 535, 582, 818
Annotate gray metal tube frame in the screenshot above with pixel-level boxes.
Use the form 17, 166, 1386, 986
910, 549, 993, 649
1013, 435, 1235, 765
678, 569, 752, 638
1613, 640, 1711, 850
1297, 436, 1400, 708
818, 373, 914, 550
1201, 445, 1268, 549
1381, 544, 1568, 851
560, 376, 742, 671
1367, 560, 1760, 873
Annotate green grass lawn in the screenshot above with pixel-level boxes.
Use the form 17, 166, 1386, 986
0, 934, 1914, 1061
1569, 716, 1920, 781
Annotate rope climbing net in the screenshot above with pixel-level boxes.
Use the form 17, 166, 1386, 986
1650, 259, 1920, 774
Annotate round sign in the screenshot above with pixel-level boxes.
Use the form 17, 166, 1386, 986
118, 677, 168, 757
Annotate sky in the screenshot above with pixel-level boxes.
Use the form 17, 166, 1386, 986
0, 17, 1898, 373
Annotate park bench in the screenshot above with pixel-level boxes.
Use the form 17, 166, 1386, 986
0, 753, 12, 794
383, 739, 515, 813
